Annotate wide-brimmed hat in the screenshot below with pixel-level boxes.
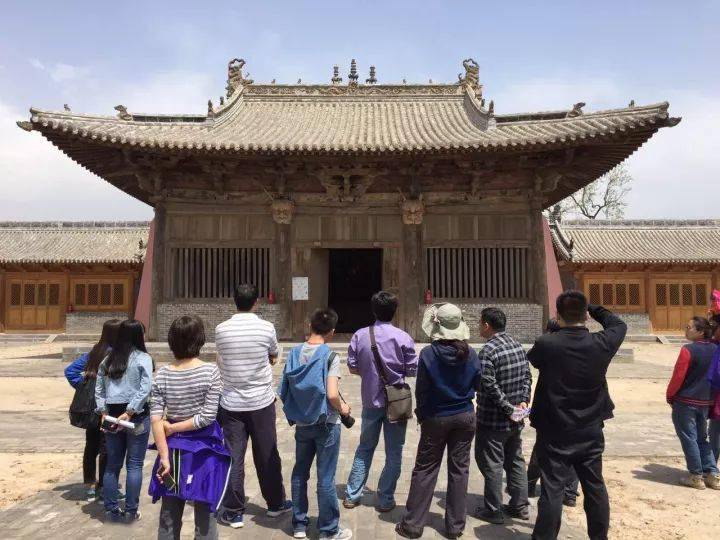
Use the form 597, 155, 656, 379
421, 303, 470, 341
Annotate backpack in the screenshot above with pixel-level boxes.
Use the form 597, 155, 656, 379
69, 376, 101, 429
278, 344, 334, 425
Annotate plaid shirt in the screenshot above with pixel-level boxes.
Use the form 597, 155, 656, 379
476, 331, 532, 431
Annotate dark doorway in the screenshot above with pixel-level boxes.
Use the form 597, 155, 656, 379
328, 249, 383, 334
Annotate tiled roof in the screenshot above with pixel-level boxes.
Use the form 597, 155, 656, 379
0, 222, 150, 264
551, 220, 720, 264
24, 85, 678, 156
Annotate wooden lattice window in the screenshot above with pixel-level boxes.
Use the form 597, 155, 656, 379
425, 247, 530, 300
171, 247, 271, 299
71, 280, 127, 310
681, 284, 693, 306
10, 283, 21, 306
585, 276, 644, 310
656, 284, 667, 306
695, 284, 707, 306
48, 284, 59, 306
669, 284, 680, 306
23, 284, 35, 306
37, 284, 47, 306
629, 284, 641, 306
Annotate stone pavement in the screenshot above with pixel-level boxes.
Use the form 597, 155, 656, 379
0, 349, 682, 539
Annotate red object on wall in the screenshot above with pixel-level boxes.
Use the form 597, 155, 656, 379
424, 289, 433, 304
268, 290, 276, 304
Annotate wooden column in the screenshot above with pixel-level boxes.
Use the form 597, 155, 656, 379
149, 203, 167, 340
402, 224, 423, 340
530, 198, 549, 324
291, 247, 310, 340
273, 222, 292, 339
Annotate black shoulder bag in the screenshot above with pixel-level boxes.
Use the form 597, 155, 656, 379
369, 325, 413, 423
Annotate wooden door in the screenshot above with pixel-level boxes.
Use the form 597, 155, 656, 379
5, 278, 63, 330
651, 277, 710, 332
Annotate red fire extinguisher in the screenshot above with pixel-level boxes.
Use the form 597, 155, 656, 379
267, 290, 276, 304
424, 289, 433, 304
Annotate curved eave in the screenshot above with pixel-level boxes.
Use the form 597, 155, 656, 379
569, 258, 720, 265
0, 258, 143, 264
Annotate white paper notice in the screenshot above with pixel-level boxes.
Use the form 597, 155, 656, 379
292, 277, 309, 301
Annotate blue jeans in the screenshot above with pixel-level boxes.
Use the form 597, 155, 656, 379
345, 407, 406, 507
671, 403, 718, 475
710, 419, 720, 464
291, 423, 341, 536
103, 416, 151, 513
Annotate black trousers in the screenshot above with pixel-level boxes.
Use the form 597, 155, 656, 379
527, 442, 579, 500
83, 427, 106, 487
532, 426, 609, 540
219, 402, 286, 513
400, 411, 475, 537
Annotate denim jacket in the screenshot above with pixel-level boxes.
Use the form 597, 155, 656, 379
95, 349, 154, 414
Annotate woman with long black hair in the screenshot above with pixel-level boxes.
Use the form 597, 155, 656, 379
65, 318, 121, 501
95, 319, 154, 523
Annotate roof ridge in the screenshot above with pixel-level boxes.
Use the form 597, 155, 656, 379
0, 221, 151, 229
560, 218, 720, 228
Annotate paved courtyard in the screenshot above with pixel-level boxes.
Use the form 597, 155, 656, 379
0, 342, 706, 539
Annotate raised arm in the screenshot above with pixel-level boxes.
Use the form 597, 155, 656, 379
589, 304, 628, 355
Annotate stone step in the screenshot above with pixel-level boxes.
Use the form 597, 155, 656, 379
62, 341, 634, 363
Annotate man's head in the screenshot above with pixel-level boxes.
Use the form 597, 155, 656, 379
371, 291, 398, 323
480, 307, 506, 339
556, 290, 588, 326
234, 283, 258, 312
685, 316, 712, 341
309, 308, 338, 339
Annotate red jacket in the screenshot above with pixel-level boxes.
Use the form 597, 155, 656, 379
666, 341, 716, 406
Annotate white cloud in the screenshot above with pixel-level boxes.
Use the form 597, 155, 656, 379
29, 58, 45, 71
0, 100, 152, 220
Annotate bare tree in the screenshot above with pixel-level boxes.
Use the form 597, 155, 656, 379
552, 164, 632, 220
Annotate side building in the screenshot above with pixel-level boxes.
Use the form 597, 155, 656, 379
0, 222, 148, 334
551, 219, 720, 334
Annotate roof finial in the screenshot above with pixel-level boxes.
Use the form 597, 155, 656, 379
297, 78, 302, 84
566, 102, 585, 118
271, 78, 276, 84
366, 66, 377, 85
207, 99, 215, 116
458, 58, 481, 94
226, 58, 253, 98
628, 99, 635, 108
219, 96, 225, 105
348, 59, 358, 85
488, 100, 494, 114
63, 104, 71, 112
428, 78, 433, 84
331, 65, 342, 85
114, 105, 133, 121
402, 78, 407, 84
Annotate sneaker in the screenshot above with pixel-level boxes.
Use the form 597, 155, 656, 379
85, 487, 96, 502
124, 510, 142, 523
267, 499, 293, 517
679, 474, 706, 490
319, 526, 353, 539
376, 501, 396, 513
217, 510, 244, 528
293, 531, 307, 539
343, 498, 360, 509
105, 509, 125, 523
704, 473, 720, 490
502, 504, 530, 520
476, 508, 505, 525
562, 496, 577, 508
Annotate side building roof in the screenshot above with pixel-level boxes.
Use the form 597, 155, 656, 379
0, 222, 150, 265
550, 219, 720, 265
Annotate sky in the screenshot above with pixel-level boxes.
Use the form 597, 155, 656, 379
1, 1, 718, 221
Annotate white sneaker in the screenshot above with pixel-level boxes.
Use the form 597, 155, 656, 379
293, 531, 307, 539
319, 527, 353, 540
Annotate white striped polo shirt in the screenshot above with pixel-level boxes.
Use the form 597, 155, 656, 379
215, 312, 279, 412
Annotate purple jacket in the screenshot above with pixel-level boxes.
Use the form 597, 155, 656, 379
148, 421, 231, 512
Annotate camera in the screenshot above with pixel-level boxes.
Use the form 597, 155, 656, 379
340, 413, 355, 429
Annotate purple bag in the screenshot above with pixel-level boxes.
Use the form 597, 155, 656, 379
147, 421, 231, 512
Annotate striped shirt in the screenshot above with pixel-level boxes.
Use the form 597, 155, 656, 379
150, 363, 222, 429
215, 312, 279, 412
